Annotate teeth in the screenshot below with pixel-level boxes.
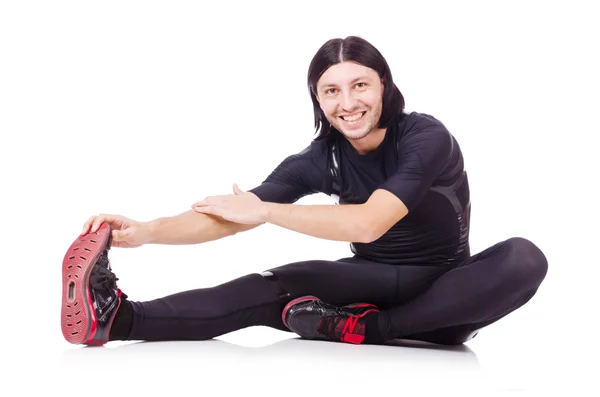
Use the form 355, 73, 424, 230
342, 112, 364, 122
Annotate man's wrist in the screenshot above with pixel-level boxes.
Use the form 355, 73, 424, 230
145, 219, 160, 244
260, 202, 274, 224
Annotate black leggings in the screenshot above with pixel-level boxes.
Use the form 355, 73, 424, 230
122, 237, 548, 345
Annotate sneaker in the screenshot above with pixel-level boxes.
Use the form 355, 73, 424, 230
281, 295, 379, 344
61, 222, 126, 345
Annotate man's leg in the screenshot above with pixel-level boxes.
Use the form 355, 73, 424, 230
111, 273, 287, 341
272, 256, 451, 345
107, 256, 404, 342
61, 222, 296, 345
378, 237, 549, 344
282, 237, 548, 345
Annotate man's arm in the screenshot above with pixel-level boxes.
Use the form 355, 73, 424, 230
147, 209, 260, 245
261, 189, 408, 243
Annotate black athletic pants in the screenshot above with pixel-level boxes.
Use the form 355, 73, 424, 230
117, 237, 548, 345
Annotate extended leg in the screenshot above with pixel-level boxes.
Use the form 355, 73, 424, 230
111, 257, 400, 342
119, 273, 286, 341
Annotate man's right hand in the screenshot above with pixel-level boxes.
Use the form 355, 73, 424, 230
81, 214, 152, 248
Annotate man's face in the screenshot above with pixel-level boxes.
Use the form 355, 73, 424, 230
315, 61, 384, 140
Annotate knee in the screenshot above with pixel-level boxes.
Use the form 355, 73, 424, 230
504, 237, 548, 287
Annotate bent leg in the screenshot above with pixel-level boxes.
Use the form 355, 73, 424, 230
265, 256, 423, 307
379, 237, 549, 344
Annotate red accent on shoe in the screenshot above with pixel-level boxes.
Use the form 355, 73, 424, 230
338, 307, 379, 345
341, 333, 365, 344
61, 222, 111, 345
282, 296, 379, 345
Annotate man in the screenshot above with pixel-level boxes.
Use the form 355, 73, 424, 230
61, 36, 548, 347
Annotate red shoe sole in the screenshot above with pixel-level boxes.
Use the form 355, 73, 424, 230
61, 222, 111, 345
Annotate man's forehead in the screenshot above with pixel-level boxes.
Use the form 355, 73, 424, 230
318, 74, 373, 88
317, 63, 377, 87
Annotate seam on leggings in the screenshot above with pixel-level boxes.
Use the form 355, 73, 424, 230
395, 265, 400, 304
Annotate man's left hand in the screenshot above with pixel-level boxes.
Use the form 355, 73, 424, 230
191, 184, 267, 225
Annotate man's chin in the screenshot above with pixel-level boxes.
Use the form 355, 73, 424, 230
338, 127, 371, 140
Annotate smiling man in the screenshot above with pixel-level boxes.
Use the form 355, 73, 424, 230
62, 36, 548, 347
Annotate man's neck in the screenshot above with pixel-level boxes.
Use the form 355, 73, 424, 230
347, 127, 387, 155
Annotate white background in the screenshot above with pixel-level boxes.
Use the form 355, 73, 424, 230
1, 0, 598, 395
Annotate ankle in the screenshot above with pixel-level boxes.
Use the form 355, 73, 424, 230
109, 298, 134, 341
362, 312, 386, 345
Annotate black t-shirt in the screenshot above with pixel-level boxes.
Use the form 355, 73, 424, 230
250, 111, 471, 267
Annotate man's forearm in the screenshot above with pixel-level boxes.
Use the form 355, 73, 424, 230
147, 209, 258, 245
261, 203, 371, 243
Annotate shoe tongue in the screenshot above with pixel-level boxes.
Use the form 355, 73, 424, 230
91, 264, 117, 289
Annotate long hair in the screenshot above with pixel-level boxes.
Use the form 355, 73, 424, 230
307, 36, 405, 141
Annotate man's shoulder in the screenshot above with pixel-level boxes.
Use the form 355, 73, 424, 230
294, 137, 329, 158
390, 111, 456, 164
268, 138, 328, 172
402, 111, 448, 132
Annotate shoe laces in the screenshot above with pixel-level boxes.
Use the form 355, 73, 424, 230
90, 247, 117, 287
91, 248, 128, 300
91, 265, 119, 290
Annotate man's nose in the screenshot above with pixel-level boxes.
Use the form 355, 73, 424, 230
340, 91, 359, 111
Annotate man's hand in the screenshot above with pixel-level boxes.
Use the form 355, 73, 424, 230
191, 184, 267, 225
81, 214, 152, 248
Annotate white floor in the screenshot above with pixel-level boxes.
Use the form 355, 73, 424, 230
6, 227, 589, 397
9, 299, 598, 397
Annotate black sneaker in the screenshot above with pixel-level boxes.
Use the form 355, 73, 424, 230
281, 295, 379, 344
61, 222, 126, 345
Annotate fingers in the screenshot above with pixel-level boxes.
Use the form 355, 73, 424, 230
110, 239, 131, 249
110, 229, 140, 248
81, 215, 97, 235
81, 214, 121, 235
191, 195, 231, 208
90, 214, 113, 234
193, 205, 221, 217
112, 228, 127, 242
233, 183, 243, 195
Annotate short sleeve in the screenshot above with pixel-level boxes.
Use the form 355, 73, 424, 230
249, 142, 326, 204
378, 118, 453, 211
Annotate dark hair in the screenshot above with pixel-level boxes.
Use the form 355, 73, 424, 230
307, 36, 405, 141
